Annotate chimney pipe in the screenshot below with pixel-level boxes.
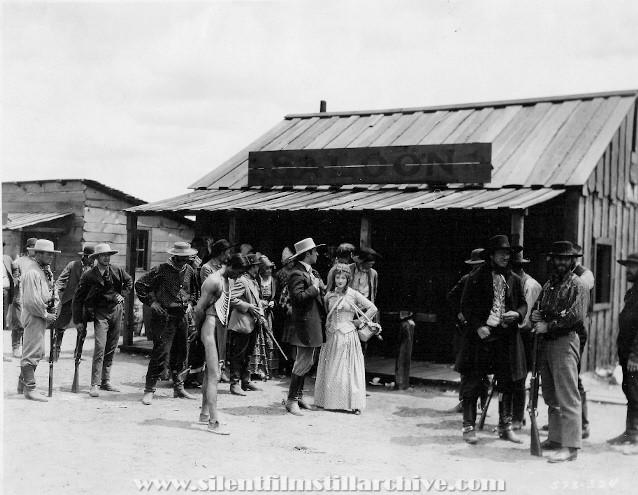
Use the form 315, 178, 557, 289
319, 100, 327, 113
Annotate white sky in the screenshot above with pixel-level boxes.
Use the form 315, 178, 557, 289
2, 0, 638, 203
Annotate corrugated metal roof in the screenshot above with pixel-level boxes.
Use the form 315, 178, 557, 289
128, 187, 563, 213
190, 90, 637, 190
3, 212, 74, 230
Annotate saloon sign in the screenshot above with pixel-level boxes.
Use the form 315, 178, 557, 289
248, 143, 492, 186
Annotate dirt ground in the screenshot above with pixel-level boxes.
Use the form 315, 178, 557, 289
2, 327, 637, 495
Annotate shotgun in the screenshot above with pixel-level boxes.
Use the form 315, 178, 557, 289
528, 333, 542, 457
477, 378, 496, 430
72, 325, 87, 393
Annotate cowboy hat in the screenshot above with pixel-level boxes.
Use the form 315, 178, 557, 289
25, 237, 38, 248
28, 239, 60, 254
464, 248, 485, 265
618, 253, 638, 266
209, 239, 236, 258
290, 238, 325, 260
167, 242, 197, 257
78, 243, 96, 256
259, 255, 275, 269
90, 243, 118, 258
246, 253, 263, 265
481, 235, 523, 259
545, 241, 583, 258
352, 246, 381, 263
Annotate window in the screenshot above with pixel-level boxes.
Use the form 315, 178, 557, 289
594, 238, 612, 307
135, 229, 150, 270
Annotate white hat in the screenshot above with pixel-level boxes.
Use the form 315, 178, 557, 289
90, 243, 119, 258
28, 239, 61, 254
290, 238, 325, 260
167, 242, 197, 257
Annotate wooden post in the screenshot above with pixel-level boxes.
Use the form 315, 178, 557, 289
123, 212, 138, 348
319, 100, 327, 113
510, 210, 525, 248
360, 216, 371, 249
228, 215, 237, 245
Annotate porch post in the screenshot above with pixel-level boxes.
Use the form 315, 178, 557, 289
360, 216, 371, 249
510, 210, 525, 248
124, 212, 138, 347
228, 215, 237, 245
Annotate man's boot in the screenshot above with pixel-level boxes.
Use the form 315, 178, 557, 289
297, 375, 313, 410
17, 369, 25, 394
286, 374, 304, 416
462, 399, 478, 444
22, 365, 48, 402
498, 393, 522, 443
142, 391, 154, 405
12, 345, 21, 359
53, 329, 63, 362
581, 391, 590, 439
173, 372, 196, 399
511, 381, 526, 430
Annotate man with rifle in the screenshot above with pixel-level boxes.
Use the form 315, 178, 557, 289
456, 235, 527, 445
72, 243, 133, 398
531, 241, 587, 463
17, 239, 59, 402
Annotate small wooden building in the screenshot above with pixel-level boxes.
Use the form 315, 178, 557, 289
2, 179, 194, 278
126, 90, 638, 371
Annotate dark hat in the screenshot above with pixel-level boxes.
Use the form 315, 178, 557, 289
511, 250, 530, 264
227, 253, 251, 271
545, 241, 583, 258
618, 253, 638, 266
353, 246, 381, 263
259, 255, 275, 270
573, 244, 584, 256
78, 243, 96, 256
26, 237, 38, 248
246, 252, 263, 265
210, 239, 236, 258
464, 248, 485, 265
482, 235, 523, 258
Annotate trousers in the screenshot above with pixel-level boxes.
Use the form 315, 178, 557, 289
144, 311, 188, 392
622, 366, 638, 434
540, 331, 582, 449
91, 305, 123, 386
227, 330, 257, 385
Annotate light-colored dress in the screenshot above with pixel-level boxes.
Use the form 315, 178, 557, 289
314, 287, 377, 411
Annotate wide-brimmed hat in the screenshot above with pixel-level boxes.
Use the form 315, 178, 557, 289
259, 255, 275, 269
240, 243, 254, 255
618, 253, 638, 266
511, 250, 530, 264
89, 243, 118, 258
352, 246, 381, 263
481, 235, 523, 258
290, 238, 325, 260
281, 247, 295, 264
209, 239, 236, 258
246, 252, 263, 266
28, 239, 60, 254
26, 237, 38, 248
464, 248, 485, 265
545, 241, 582, 258
78, 243, 96, 256
167, 242, 198, 257
227, 253, 251, 271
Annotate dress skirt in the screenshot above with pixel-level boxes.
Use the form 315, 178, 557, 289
314, 328, 366, 411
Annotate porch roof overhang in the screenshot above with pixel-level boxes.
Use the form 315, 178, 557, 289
2, 212, 74, 230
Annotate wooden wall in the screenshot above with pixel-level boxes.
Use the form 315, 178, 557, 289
579, 99, 638, 371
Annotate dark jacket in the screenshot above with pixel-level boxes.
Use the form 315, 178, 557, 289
618, 286, 638, 368
72, 265, 133, 322
454, 263, 527, 380
287, 261, 326, 347
55, 260, 86, 305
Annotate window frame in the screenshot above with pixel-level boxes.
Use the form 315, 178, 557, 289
134, 228, 151, 271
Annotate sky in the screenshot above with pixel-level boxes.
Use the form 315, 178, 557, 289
2, 0, 638, 203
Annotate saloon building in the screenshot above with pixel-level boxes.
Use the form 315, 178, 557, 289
126, 90, 638, 371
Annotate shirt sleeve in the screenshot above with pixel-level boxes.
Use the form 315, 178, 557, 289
55, 261, 73, 294
135, 267, 159, 306
22, 271, 49, 318
548, 281, 586, 332
580, 270, 595, 291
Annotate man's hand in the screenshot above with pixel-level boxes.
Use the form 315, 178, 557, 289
45, 312, 57, 324
503, 310, 520, 324
312, 277, 321, 290
530, 309, 543, 323
76, 323, 86, 336
248, 304, 260, 316
477, 326, 491, 339
115, 294, 125, 305
186, 303, 193, 314
151, 301, 166, 315
533, 321, 548, 334
627, 357, 638, 372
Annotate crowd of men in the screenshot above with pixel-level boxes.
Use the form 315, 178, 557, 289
3, 232, 637, 456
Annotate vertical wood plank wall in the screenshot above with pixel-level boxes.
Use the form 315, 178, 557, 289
580, 101, 638, 371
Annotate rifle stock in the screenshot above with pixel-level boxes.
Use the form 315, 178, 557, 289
528, 333, 542, 457
477, 378, 496, 430
72, 327, 87, 393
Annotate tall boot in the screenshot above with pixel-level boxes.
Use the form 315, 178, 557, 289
498, 392, 521, 443
286, 374, 304, 416
172, 371, 196, 399
512, 381, 527, 430
22, 365, 48, 402
581, 391, 590, 439
297, 375, 313, 410
17, 368, 25, 394
462, 399, 478, 444
53, 329, 64, 362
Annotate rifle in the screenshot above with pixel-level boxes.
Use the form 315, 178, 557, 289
72, 325, 87, 393
528, 333, 543, 457
477, 377, 496, 430
47, 299, 56, 397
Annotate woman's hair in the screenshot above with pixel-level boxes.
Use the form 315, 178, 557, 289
332, 263, 352, 284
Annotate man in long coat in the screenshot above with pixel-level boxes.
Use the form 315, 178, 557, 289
285, 238, 326, 416
456, 235, 527, 444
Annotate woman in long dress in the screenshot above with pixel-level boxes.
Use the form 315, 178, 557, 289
315, 263, 377, 414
